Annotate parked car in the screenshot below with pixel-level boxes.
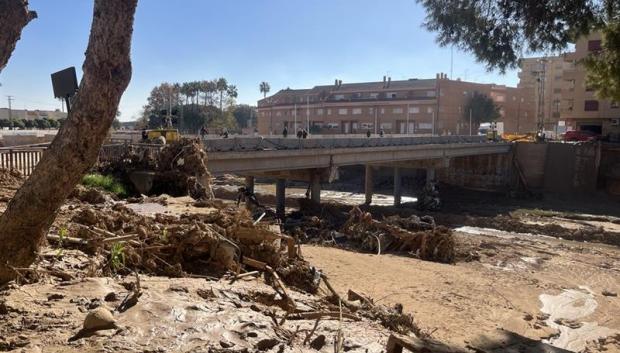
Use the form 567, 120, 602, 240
561, 130, 601, 142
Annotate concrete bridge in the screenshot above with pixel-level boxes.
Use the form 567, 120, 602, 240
202, 135, 512, 217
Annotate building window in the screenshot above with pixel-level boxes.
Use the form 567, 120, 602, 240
427, 107, 434, 113
380, 108, 385, 114
427, 90, 436, 97
386, 92, 397, 99
418, 123, 433, 129
588, 40, 602, 52
316, 108, 324, 116
276, 111, 282, 117
585, 84, 595, 92
360, 122, 374, 129
352, 108, 362, 115
369, 93, 379, 99
567, 99, 574, 111
408, 107, 420, 114
334, 94, 345, 101
380, 122, 392, 129
463, 91, 468, 96
584, 100, 599, 111
392, 107, 403, 114
494, 94, 505, 102
369, 107, 375, 114
611, 101, 619, 109
338, 108, 348, 115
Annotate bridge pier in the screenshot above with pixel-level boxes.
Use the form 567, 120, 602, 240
245, 176, 255, 194
276, 179, 286, 219
426, 168, 436, 186
393, 167, 402, 207
311, 172, 321, 204
365, 165, 373, 205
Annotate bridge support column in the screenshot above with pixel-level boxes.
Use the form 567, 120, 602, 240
311, 173, 321, 204
276, 179, 286, 219
365, 165, 373, 205
393, 167, 402, 207
245, 176, 254, 194
426, 168, 436, 187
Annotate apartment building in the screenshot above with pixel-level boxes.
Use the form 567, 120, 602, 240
257, 75, 533, 136
561, 33, 620, 135
518, 56, 569, 133
0, 108, 67, 121
518, 33, 620, 136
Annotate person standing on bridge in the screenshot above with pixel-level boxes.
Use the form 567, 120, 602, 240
296, 128, 303, 139
366, 129, 371, 138
379, 129, 385, 137
282, 126, 288, 138
302, 129, 308, 139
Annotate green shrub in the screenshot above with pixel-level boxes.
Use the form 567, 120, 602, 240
82, 173, 128, 197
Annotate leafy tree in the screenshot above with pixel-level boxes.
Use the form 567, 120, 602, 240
417, 0, 620, 99
12, 119, 24, 130
259, 81, 270, 98
34, 118, 50, 130
56, 118, 66, 127
233, 104, 256, 129
584, 22, 620, 101
463, 92, 500, 125
0, 119, 10, 129
22, 119, 34, 129
112, 118, 121, 129
48, 118, 59, 129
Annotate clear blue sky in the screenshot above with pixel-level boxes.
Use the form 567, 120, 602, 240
0, 0, 520, 121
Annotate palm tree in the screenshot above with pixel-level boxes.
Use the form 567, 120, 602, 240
216, 77, 228, 115
259, 81, 270, 98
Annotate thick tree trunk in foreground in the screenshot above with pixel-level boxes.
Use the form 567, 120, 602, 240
0, 0, 36, 73
0, 0, 138, 284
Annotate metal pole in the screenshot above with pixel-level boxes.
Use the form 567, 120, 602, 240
406, 103, 410, 135
7, 96, 14, 130
469, 108, 472, 136
306, 96, 310, 132
294, 103, 297, 132
374, 106, 378, 134
432, 112, 436, 136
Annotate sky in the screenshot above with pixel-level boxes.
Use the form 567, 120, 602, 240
0, 0, 522, 122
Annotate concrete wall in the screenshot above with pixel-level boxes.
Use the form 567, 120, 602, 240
515, 142, 547, 189
0, 133, 57, 147
437, 153, 513, 191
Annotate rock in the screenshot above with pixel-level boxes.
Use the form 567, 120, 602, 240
47, 293, 64, 301
219, 340, 234, 348
82, 307, 116, 331
602, 290, 617, 297
104, 292, 118, 302
256, 338, 279, 351
310, 335, 326, 350
523, 313, 534, 321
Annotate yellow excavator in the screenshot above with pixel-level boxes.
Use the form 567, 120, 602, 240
143, 128, 180, 144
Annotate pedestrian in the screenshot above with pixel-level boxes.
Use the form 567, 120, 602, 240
296, 128, 303, 139
379, 129, 385, 137
282, 126, 288, 138
366, 129, 371, 138
302, 129, 308, 139
141, 129, 148, 142
199, 125, 207, 138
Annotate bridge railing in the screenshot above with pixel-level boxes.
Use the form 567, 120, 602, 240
203, 135, 487, 152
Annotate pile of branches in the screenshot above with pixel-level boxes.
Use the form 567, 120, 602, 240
99, 138, 213, 199
47, 202, 320, 294
340, 207, 455, 263
286, 200, 455, 263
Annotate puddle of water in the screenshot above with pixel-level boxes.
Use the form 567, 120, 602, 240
539, 286, 618, 352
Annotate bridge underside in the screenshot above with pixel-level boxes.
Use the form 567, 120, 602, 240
207, 141, 512, 217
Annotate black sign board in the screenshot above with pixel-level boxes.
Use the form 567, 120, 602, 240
51, 67, 78, 99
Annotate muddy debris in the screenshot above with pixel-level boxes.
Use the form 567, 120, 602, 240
98, 138, 214, 199
288, 200, 455, 263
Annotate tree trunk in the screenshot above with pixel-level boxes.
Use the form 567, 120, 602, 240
0, 0, 37, 73
0, 0, 138, 284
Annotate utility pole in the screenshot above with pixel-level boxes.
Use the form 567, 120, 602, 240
306, 96, 310, 133
469, 108, 472, 136
6, 96, 14, 130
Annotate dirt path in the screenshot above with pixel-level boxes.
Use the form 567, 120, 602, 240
303, 231, 620, 352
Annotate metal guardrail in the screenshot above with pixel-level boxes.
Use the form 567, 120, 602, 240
203, 135, 487, 152
0, 148, 46, 176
